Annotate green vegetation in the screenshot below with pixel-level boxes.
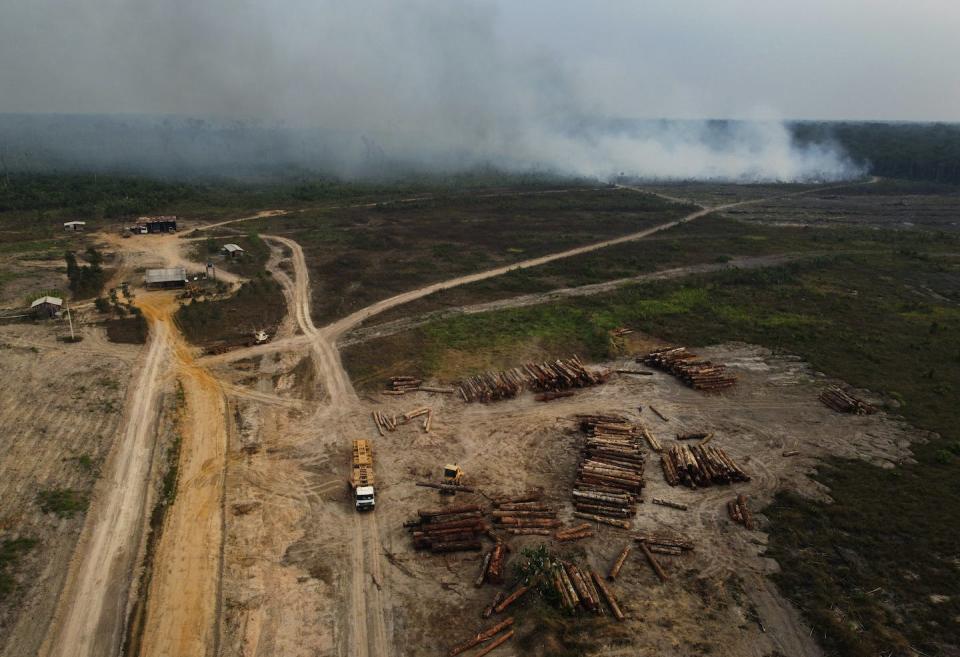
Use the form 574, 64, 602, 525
36, 489, 89, 518
364, 209, 960, 326
106, 314, 148, 344
238, 187, 693, 324
176, 274, 285, 347
65, 247, 105, 298
0, 538, 38, 601
793, 122, 960, 184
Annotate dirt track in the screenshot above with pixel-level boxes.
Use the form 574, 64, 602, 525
40, 299, 172, 657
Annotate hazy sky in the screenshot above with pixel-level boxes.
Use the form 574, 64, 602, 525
0, 0, 955, 179
1, 0, 957, 122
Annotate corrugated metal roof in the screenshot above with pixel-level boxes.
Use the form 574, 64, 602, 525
222, 243, 244, 253
31, 296, 63, 308
145, 267, 187, 284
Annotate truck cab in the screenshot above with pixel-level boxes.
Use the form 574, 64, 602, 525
355, 485, 376, 511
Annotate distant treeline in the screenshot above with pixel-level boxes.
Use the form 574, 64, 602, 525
792, 121, 960, 184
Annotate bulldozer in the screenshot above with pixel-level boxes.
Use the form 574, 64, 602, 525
441, 464, 465, 495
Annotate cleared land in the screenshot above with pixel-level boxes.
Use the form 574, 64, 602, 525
0, 176, 957, 657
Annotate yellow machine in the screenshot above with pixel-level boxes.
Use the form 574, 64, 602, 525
441, 464, 464, 494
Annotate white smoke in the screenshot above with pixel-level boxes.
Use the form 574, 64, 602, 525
0, 0, 865, 181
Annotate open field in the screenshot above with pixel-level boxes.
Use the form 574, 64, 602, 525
229, 187, 694, 325
0, 320, 145, 657
0, 175, 958, 657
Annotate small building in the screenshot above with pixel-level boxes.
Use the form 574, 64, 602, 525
63, 221, 87, 232
222, 244, 245, 258
138, 216, 178, 234
31, 296, 63, 318
145, 267, 187, 289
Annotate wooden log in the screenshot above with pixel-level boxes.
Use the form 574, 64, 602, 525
486, 542, 507, 584
491, 510, 557, 519
492, 491, 542, 506
498, 517, 561, 528
650, 405, 669, 422
590, 569, 625, 621
564, 563, 596, 611
419, 386, 455, 394
652, 498, 688, 511
557, 564, 580, 608
372, 411, 385, 436
573, 512, 631, 529
418, 504, 481, 518
494, 585, 530, 613
472, 630, 514, 657
554, 523, 591, 538
555, 531, 593, 542
447, 617, 515, 657
637, 541, 668, 582
505, 528, 553, 536
431, 540, 482, 553
582, 567, 605, 616
607, 545, 631, 581
475, 550, 492, 588
482, 592, 504, 619
416, 481, 477, 493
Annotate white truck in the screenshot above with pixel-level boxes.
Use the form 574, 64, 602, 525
350, 439, 376, 511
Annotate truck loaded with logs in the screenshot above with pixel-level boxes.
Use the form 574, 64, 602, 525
349, 439, 376, 511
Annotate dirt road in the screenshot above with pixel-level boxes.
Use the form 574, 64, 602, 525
340, 252, 818, 347
40, 298, 172, 657
137, 306, 228, 657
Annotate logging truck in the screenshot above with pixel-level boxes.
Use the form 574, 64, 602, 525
350, 439, 376, 511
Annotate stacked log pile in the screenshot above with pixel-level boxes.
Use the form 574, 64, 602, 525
641, 347, 736, 391
727, 493, 754, 529
491, 502, 561, 535
407, 504, 486, 553
819, 385, 877, 415
384, 375, 422, 395
476, 541, 511, 587
551, 561, 624, 620
570, 415, 644, 527
661, 443, 749, 488
458, 356, 609, 403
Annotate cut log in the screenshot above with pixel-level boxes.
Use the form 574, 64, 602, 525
638, 541, 668, 582
652, 498, 688, 511
607, 545, 631, 581
418, 504, 481, 518
482, 592, 504, 619
472, 630, 514, 657
573, 512, 631, 529
475, 550, 492, 588
416, 482, 476, 493
590, 569, 625, 621
494, 585, 530, 613
447, 617, 515, 657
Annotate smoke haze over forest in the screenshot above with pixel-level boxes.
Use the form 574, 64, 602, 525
2, 1, 957, 180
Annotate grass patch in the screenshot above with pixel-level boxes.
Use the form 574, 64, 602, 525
106, 315, 149, 344
36, 489, 89, 518
0, 538, 38, 602
176, 274, 286, 347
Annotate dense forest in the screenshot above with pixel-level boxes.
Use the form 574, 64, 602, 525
792, 121, 960, 184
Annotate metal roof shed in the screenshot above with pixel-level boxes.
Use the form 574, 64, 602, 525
145, 267, 187, 288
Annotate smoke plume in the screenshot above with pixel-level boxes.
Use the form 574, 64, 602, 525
0, 0, 869, 181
